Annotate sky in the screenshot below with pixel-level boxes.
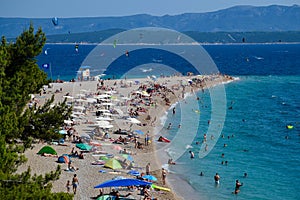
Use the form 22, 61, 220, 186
1, 0, 300, 18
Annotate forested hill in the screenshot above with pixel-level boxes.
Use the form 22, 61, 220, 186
1, 4, 300, 38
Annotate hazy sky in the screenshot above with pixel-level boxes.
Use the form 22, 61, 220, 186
2, 0, 300, 18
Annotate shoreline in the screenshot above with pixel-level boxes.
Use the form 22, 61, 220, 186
18, 74, 235, 199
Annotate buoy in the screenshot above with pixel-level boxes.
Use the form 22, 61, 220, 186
286, 125, 294, 129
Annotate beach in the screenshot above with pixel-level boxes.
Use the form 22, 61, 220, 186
17, 74, 234, 200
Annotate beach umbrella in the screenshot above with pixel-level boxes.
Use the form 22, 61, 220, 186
63, 95, 74, 100
96, 121, 110, 126
99, 156, 109, 161
64, 120, 73, 125
134, 130, 144, 135
96, 117, 113, 121
112, 176, 125, 180
76, 143, 92, 151
58, 130, 67, 134
127, 118, 141, 124
120, 154, 134, 162
86, 98, 97, 103
99, 124, 114, 129
128, 170, 140, 176
104, 158, 122, 170
97, 109, 110, 113
142, 175, 157, 181
102, 102, 114, 106
94, 178, 151, 188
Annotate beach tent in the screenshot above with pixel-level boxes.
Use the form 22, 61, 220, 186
76, 143, 92, 151
37, 146, 57, 155
104, 158, 122, 170
57, 155, 70, 163
94, 178, 152, 188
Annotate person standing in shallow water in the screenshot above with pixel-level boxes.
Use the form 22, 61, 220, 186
234, 180, 243, 194
214, 173, 220, 184
189, 150, 195, 159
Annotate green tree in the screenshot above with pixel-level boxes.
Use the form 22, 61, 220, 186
0, 24, 72, 199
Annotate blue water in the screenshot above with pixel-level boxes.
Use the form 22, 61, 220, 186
37, 44, 300, 199
165, 76, 300, 200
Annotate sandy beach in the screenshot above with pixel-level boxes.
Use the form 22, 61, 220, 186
16, 74, 234, 200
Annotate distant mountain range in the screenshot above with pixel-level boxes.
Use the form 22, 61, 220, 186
1, 4, 300, 39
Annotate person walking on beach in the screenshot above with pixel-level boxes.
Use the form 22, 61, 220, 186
214, 173, 220, 184
162, 168, 167, 185
72, 174, 79, 194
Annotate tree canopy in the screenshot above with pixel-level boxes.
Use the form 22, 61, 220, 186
0, 24, 73, 199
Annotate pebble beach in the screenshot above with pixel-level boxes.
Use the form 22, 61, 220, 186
16, 74, 234, 200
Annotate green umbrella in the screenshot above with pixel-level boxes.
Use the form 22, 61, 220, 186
76, 143, 92, 151
100, 156, 109, 161
120, 154, 133, 162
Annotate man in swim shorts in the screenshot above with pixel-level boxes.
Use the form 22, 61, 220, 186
72, 174, 79, 194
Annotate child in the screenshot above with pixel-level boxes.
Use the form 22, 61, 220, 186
66, 180, 71, 193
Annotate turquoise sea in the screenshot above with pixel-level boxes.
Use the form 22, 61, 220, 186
37, 43, 300, 199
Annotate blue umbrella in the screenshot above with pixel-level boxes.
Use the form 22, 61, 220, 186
134, 130, 144, 135
142, 175, 157, 181
128, 170, 140, 176
94, 178, 151, 188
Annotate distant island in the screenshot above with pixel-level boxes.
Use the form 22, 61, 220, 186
1, 4, 300, 43
44, 29, 300, 44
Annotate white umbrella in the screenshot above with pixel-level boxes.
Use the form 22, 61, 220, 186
96, 121, 110, 126
72, 111, 85, 116
95, 117, 113, 121
75, 98, 86, 102
86, 98, 97, 103
127, 118, 141, 124
105, 91, 117, 94
96, 94, 111, 99
76, 94, 86, 97
63, 96, 74, 99
97, 109, 110, 113
102, 103, 114, 106
99, 124, 114, 129
64, 120, 73, 125
73, 106, 85, 111
99, 99, 111, 102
